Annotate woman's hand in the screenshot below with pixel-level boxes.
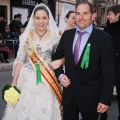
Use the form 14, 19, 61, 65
11, 81, 17, 87
49, 60, 62, 70
49, 58, 65, 70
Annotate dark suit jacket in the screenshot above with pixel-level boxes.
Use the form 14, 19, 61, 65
104, 20, 120, 85
52, 27, 115, 112
9, 20, 23, 32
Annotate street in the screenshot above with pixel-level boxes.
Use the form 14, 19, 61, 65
0, 71, 119, 120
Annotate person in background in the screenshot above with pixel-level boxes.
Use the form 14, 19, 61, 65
9, 14, 23, 38
23, 16, 30, 28
64, 11, 76, 31
2, 26, 15, 39
49, 11, 76, 72
52, 2, 115, 120
0, 33, 12, 63
0, 16, 7, 34
2, 25, 15, 51
19, 26, 25, 34
17, 13, 22, 21
59, 11, 76, 36
9, 14, 17, 32
14, 13, 23, 38
101, 4, 120, 120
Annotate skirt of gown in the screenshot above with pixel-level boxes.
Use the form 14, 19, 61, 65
2, 66, 62, 120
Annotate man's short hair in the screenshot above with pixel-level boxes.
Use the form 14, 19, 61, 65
76, 1, 95, 14
17, 13, 22, 18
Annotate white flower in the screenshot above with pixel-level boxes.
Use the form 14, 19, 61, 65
4, 87, 20, 104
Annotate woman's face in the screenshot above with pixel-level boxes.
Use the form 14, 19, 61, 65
33, 10, 49, 31
107, 11, 119, 23
66, 13, 76, 27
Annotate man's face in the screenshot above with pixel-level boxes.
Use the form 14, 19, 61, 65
75, 4, 94, 30
107, 11, 119, 23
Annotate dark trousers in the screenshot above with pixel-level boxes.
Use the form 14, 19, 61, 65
116, 85, 120, 116
81, 111, 99, 120
63, 95, 99, 120
2, 51, 8, 60
14, 44, 19, 58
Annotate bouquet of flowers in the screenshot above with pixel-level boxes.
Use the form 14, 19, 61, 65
2, 84, 21, 104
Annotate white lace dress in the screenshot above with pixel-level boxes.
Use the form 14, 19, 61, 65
2, 31, 62, 120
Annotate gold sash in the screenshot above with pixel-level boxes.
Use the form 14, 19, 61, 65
24, 30, 62, 112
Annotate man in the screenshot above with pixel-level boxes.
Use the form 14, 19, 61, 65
9, 14, 17, 32
2, 25, 15, 39
17, 13, 22, 21
2, 25, 15, 52
0, 16, 7, 34
9, 14, 23, 34
52, 2, 115, 120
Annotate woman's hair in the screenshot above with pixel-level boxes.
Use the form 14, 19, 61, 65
66, 11, 75, 18
108, 4, 120, 16
34, 6, 49, 17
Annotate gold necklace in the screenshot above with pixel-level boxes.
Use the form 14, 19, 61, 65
35, 29, 47, 40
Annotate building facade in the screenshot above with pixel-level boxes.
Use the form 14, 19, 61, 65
0, 0, 55, 25
10, 0, 55, 24
55, 0, 95, 25
56, 0, 120, 27
0, 0, 10, 24
0, 0, 119, 26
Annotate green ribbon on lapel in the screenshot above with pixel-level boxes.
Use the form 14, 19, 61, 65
36, 62, 42, 84
80, 43, 91, 69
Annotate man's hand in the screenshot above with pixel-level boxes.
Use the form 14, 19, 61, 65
97, 102, 109, 113
59, 74, 70, 88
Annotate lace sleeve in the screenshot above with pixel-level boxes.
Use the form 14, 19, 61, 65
16, 39, 27, 62
12, 39, 27, 75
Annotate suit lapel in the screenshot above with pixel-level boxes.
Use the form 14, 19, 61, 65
67, 29, 76, 66
75, 27, 97, 69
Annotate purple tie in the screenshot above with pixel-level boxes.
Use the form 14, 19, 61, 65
74, 31, 86, 65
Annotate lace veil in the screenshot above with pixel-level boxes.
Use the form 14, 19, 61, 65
19, 3, 59, 45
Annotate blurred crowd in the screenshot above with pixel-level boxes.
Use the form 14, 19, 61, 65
0, 13, 28, 63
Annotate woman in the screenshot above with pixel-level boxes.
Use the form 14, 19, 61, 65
101, 4, 120, 120
2, 3, 62, 120
59, 11, 76, 36
50, 11, 76, 68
